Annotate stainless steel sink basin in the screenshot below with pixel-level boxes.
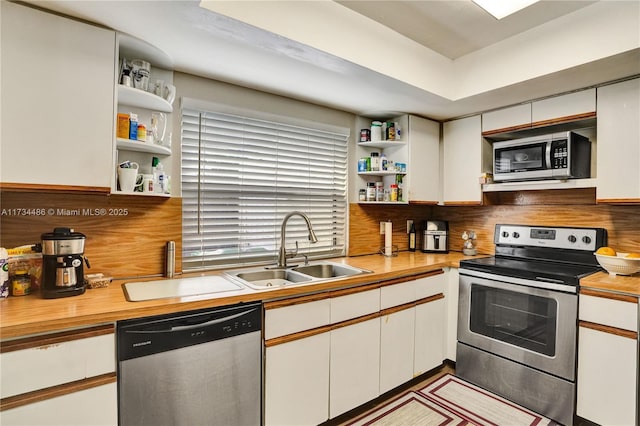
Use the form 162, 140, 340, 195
224, 261, 371, 291
292, 263, 364, 279
234, 269, 312, 289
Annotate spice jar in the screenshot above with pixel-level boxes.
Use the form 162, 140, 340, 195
370, 152, 380, 171
375, 181, 384, 201
11, 270, 31, 296
359, 188, 366, 202
366, 182, 376, 201
390, 184, 399, 202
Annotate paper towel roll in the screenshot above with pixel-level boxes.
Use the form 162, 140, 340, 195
384, 221, 393, 256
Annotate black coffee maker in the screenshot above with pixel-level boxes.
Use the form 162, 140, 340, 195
41, 227, 89, 299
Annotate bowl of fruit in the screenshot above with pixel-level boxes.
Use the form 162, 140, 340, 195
594, 247, 640, 276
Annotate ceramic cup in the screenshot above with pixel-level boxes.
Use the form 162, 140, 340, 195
117, 163, 142, 193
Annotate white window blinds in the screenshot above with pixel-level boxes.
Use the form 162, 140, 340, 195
181, 106, 349, 270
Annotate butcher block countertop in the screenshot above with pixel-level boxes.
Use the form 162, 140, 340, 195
0, 251, 470, 340
580, 271, 640, 298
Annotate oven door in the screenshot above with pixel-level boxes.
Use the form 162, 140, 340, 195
457, 270, 577, 380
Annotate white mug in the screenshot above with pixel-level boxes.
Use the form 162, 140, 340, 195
117, 162, 142, 193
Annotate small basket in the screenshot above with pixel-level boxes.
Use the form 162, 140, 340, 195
594, 253, 640, 276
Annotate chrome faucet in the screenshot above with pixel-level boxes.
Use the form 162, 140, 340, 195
277, 211, 318, 268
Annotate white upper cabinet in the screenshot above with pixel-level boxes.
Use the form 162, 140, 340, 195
596, 78, 640, 202
531, 89, 595, 123
482, 104, 531, 133
482, 88, 596, 135
0, 2, 116, 190
406, 115, 440, 203
443, 115, 490, 205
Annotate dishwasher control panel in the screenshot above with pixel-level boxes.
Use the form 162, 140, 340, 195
117, 302, 262, 360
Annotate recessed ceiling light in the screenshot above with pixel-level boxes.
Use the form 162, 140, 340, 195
472, 0, 540, 19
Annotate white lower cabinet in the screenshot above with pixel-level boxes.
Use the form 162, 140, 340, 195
380, 308, 415, 394
264, 333, 330, 426
0, 325, 117, 426
576, 292, 639, 426
0, 382, 117, 426
330, 318, 381, 418
414, 297, 445, 376
576, 326, 637, 426
264, 271, 448, 424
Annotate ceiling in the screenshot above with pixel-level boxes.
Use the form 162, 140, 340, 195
25, 0, 640, 120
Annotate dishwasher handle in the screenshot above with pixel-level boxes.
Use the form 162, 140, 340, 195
169, 308, 256, 332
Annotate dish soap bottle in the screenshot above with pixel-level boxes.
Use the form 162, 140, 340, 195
152, 157, 165, 194
408, 222, 416, 252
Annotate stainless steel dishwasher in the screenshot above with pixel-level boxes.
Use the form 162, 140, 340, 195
117, 302, 262, 426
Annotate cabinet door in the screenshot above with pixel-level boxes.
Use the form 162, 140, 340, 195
0, 2, 116, 189
379, 307, 415, 394
576, 326, 638, 426
482, 104, 531, 133
407, 115, 440, 202
532, 89, 595, 124
443, 115, 487, 204
414, 298, 445, 376
330, 318, 380, 418
596, 78, 640, 201
265, 333, 330, 426
0, 382, 117, 426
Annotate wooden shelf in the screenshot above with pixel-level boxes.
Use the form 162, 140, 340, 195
117, 138, 171, 155
112, 190, 170, 198
117, 85, 172, 112
358, 201, 409, 205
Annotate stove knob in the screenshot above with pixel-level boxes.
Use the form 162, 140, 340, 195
582, 236, 592, 244
512, 232, 520, 239
568, 235, 577, 243
502, 231, 510, 238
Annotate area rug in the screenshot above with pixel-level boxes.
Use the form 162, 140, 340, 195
346, 374, 555, 426
417, 374, 555, 426
346, 391, 468, 426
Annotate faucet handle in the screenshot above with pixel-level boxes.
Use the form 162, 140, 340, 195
285, 240, 299, 259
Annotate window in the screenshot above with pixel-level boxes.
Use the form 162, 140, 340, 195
181, 103, 349, 271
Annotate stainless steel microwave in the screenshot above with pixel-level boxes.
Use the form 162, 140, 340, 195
493, 131, 591, 182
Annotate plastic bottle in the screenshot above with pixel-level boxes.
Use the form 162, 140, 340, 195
380, 152, 388, 171
0, 248, 9, 298
152, 157, 165, 194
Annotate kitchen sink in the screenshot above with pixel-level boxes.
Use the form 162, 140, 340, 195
292, 263, 365, 279
234, 269, 312, 289
224, 261, 371, 291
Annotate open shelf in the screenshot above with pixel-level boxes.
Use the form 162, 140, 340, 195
117, 138, 171, 155
358, 141, 405, 149
117, 85, 173, 112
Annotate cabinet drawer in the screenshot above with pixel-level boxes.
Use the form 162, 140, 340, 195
1, 325, 115, 399
265, 298, 330, 340
579, 294, 638, 332
381, 280, 417, 310
331, 288, 380, 324
0, 382, 117, 426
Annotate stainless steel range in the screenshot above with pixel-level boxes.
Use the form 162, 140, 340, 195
457, 224, 607, 426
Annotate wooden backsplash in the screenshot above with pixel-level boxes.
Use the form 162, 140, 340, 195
349, 197, 640, 256
0, 191, 182, 278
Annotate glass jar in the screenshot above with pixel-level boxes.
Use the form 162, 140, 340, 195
11, 270, 31, 296
370, 152, 380, 171
375, 181, 384, 201
359, 188, 366, 201
366, 182, 376, 201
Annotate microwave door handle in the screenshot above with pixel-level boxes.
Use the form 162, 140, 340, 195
545, 142, 552, 169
